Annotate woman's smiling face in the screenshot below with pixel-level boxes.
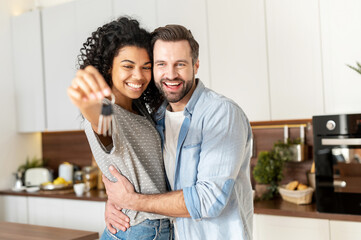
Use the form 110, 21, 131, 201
111, 46, 152, 105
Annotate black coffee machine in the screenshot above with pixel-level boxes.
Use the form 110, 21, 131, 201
313, 113, 361, 215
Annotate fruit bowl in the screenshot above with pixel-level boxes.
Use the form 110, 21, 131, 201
278, 185, 314, 205
40, 182, 73, 190
40, 177, 73, 191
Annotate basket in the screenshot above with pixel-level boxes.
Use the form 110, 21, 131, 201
278, 185, 314, 205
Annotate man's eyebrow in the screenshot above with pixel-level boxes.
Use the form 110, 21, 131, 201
176, 59, 189, 64
154, 60, 165, 64
154, 59, 189, 64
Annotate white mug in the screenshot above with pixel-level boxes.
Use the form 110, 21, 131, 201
73, 183, 85, 196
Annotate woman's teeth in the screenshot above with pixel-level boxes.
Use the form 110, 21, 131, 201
127, 83, 142, 89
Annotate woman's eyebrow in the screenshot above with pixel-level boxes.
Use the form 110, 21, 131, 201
121, 60, 151, 65
121, 59, 135, 64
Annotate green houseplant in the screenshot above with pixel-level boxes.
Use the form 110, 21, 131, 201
17, 156, 45, 172
253, 142, 290, 199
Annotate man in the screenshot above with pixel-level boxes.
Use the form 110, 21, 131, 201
103, 24, 254, 240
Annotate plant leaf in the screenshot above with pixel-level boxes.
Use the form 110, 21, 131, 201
347, 62, 361, 75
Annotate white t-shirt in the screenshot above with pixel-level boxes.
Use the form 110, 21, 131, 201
163, 109, 185, 240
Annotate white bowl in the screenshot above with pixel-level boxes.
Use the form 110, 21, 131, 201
26, 186, 40, 193
12, 186, 26, 192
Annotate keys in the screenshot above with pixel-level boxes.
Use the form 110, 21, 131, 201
97, 93, 115, 136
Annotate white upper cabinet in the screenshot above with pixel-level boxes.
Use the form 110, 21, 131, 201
42, 2, 78, 131
319, 0, 361, 114
207, 0, 270, 121
156, 0, 211, 88
12, 9, 46, 132
13, 0, 361, 130
75, 0, 114, 52
113, 0, 157, 31
265, 0, 324, 120
42, 0, 112, 131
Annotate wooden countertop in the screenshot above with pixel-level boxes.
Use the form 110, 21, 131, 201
0, 189, 107, 202
2, 189, 361, 222
254, 198, 361, 222
0, 221, 98, 240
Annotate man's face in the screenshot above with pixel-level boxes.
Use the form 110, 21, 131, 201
153, 40, 199, 103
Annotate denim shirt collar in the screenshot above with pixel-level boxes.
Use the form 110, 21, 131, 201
154, 79, 205, 122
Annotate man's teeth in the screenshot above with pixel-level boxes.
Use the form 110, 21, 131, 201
165, 82, 181, 86
127, 83, 142, 88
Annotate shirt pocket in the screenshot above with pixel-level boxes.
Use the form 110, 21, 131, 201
183, 142, 201, 149
179, 143, 201, 186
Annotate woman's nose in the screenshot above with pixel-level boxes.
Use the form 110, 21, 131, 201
132, 67, 144, 80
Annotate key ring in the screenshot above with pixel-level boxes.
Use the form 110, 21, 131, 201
97, 93, 115, 136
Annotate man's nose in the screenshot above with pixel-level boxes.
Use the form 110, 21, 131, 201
165, 66, 178, 80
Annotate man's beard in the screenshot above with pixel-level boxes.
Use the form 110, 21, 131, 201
156, 77, 195, 103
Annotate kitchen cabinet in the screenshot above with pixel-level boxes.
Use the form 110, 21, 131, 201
113, 0, 157, 31
254, 214, 330, 240
0, 196, 28, 224
330, 220, 361, 240
11, 9, 46, 132
207, 0, 270, 121
265, 0, 324, 120
156, 0, 211, 88
27, 197, 106, 236
253, 213, 259, 240
13, 0, 361, 129
319, 0, 361, 115
0, 194, 106, 236
41, 0, 113, 131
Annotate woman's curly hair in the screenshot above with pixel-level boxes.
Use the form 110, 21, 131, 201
77, 16, 163, 114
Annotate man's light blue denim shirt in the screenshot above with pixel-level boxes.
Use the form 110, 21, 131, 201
154, 80, 253, 240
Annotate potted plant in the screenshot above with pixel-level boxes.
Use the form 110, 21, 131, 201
253, 149, 285, 200
272, 140, 295, 162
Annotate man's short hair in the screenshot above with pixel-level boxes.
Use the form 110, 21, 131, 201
151, 24, 199, 64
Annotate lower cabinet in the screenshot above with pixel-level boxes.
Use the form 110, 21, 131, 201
27, 197, 106, 236
254, 214, 330, 240
329, 220, 361, 240
254, 214, 361, 240
0, 195, 106, 237
2, 196, 361, 240
0, 196, 28, 224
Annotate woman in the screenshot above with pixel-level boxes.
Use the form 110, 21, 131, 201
67, 17, 170, 240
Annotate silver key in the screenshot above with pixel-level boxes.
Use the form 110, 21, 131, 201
97, 93, 115, 136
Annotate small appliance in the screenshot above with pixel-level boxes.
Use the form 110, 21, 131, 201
58, 162, 74, 182
25, 168, 52, 187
